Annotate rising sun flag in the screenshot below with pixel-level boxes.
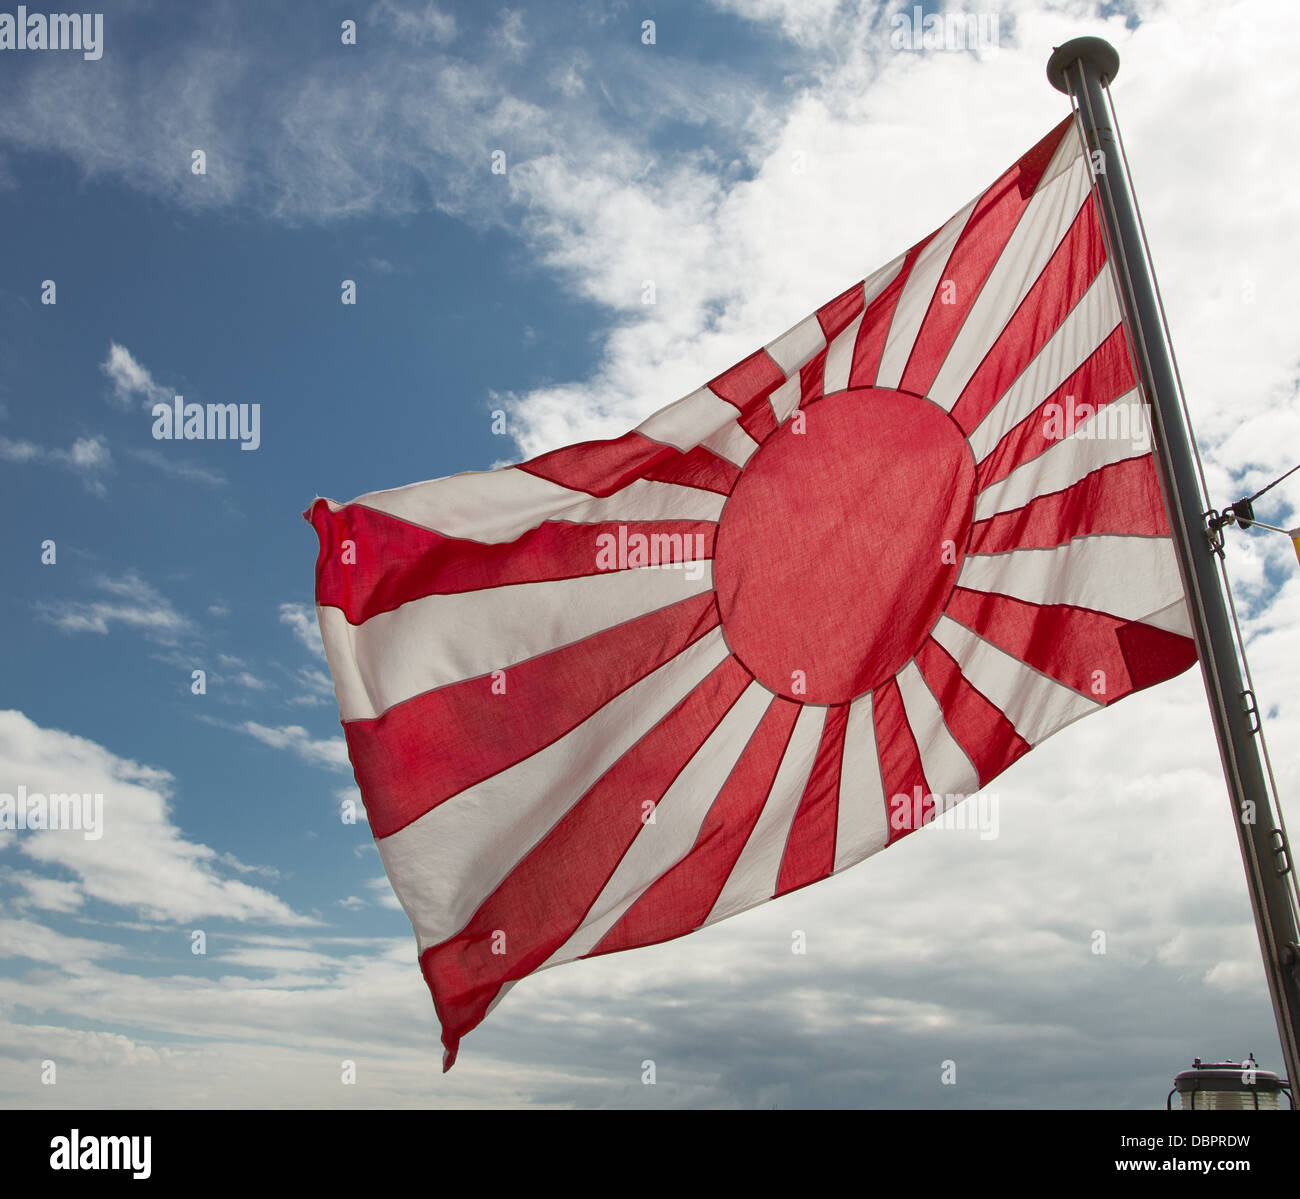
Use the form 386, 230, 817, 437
308, 111, 1200, 1070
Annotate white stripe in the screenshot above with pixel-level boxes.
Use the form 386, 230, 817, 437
930, 615, 1100, 745
765, 314, 825, 376
1140, 597, 1194, 638
873, 195, 979, 390
376, 629, 732, 953
705, 704, 827, 924
342, 470, 723, 542
973, 390, 1148, 522
559, 479, 726, 525
928, 131, 1091, 411
541, 680, 776, 967
860, 251, 908, 311
958, 535, 1184, 623
700, 418, 761, 467
768, 373, 803, 425
966, 268, 1122, 464
321, 564, 714, 721
895, 660, 979, 798
638, 385, 749, 452
823, 312, 864, 394
832, 693, 888, 872
761, 252, 906, 378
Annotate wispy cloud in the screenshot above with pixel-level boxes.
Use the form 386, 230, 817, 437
279, 602, 325, 659
286, 666, 335, 707
240, 721, 350, 772
494, 8, 530, 62
37, 571, 192, 642
0, 434, 112, 495
127, 447, 228, 488
368, 0, 458, 45
367, 875, 402, 911
100, 342, 171, 409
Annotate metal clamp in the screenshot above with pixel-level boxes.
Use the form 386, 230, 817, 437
1241, 689, 1261, 735
1272, 829, 1293, 878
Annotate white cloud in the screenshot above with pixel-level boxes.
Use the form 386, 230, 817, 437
232, 672, 271, 692
2, 871, 84, 914
367, 875, 402, 911
240, 722, 350, 772
0, 916, 121, 964
286, 667, 336, 707
337, 785, 368, 825
100, 342, 171, 409
494, 9, 529, 61
369, 0, 457, 45
126, 447, 228, 488
0, 434, 113, 495
0, 711, 310, 925
279, 602, 325, 659
37, 572, 191, 642
548, 51, 588, 98
708, 0, 845, 48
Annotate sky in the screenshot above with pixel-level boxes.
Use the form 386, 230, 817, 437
1, 0, 1299, 1110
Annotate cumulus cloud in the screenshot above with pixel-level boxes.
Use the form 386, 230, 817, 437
0, 710, 310, 924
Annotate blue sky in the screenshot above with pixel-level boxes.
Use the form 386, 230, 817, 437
2, 0, 1299, 1109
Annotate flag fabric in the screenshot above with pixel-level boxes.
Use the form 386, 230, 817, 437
308, 113, 1197, 1069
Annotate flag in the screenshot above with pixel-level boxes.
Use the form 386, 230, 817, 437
308, 113, 1197, 1069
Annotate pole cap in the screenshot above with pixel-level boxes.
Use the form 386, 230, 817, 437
1047, 36, 1120, 93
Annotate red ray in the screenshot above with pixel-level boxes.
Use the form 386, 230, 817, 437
520, 429, 738, 496
872, 678, 932, 843
944, 586, 1195, 703
709, 348, 786, 411
898, 119, 1074, 398
974, 326, 1135, 492
969, 456, 1170, 555
847, 234, 939, 390
315, 507, 715, 623
949, 193, 1106, 437
816, 280, 867, 341
775, 704, 850, 895
590, 696, 802, 956
348, 591, 721, 838
798, 346, 829, 408
914, 636, 1031, 787
420, 654, 754, 1069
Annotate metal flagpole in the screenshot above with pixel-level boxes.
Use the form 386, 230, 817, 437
1047, 36, 1300, 1093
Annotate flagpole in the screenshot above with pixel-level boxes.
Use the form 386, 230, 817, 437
1046, 37, 1300, 1092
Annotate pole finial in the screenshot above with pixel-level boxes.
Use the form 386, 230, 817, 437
1047, 36, 1120, 93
